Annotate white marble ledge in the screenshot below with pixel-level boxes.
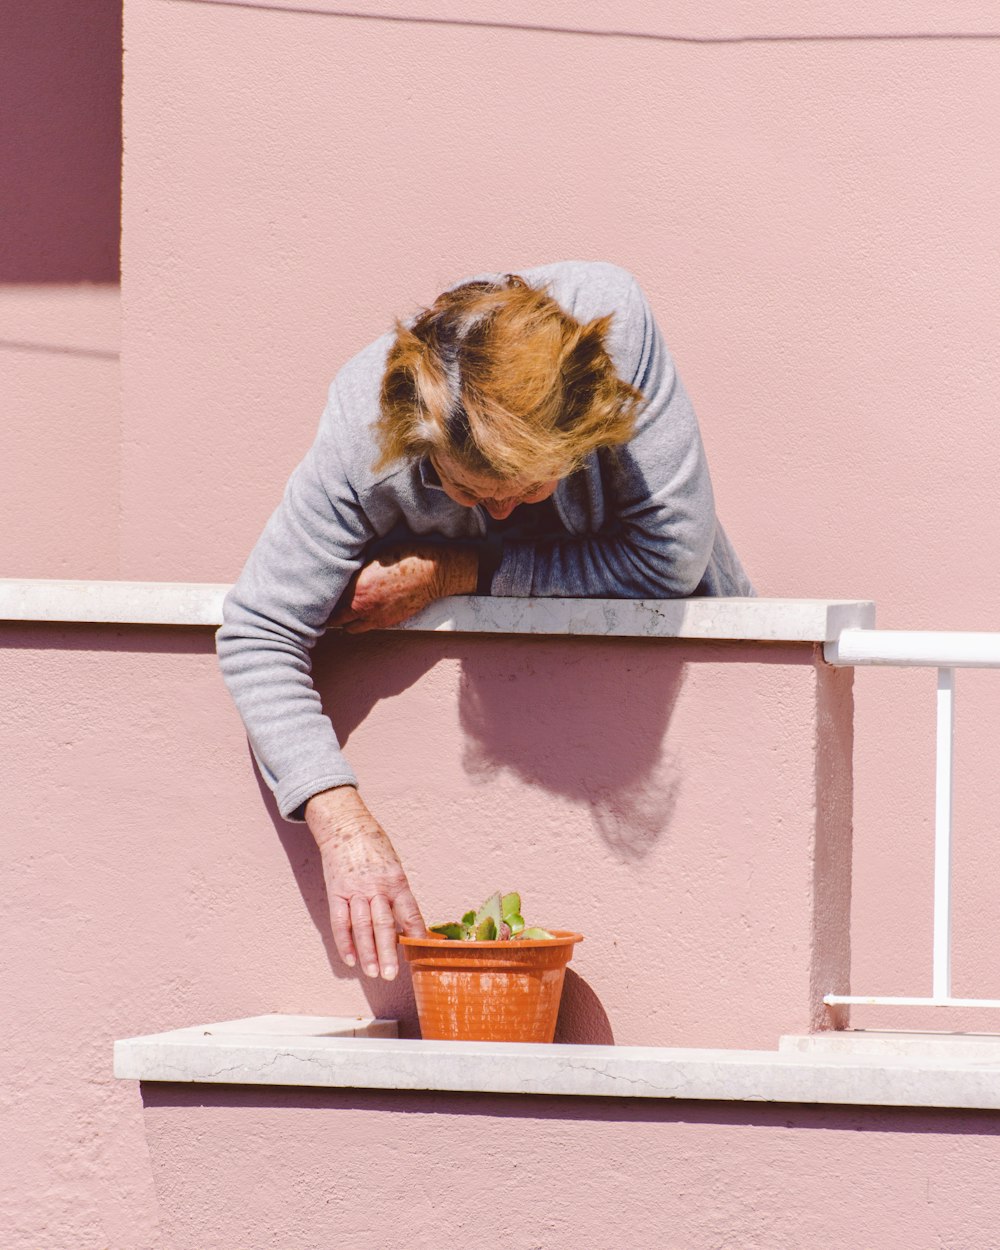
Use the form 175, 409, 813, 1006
117, 1013, 398, 1045
398, 595, 874, 641
0, 579, 231, 626
0, 579, 874, 642
114, 1018, 1000, 1110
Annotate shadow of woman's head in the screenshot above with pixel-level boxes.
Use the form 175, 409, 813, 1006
458, 635, 685, 859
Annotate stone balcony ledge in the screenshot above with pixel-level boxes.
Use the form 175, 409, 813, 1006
0, 579, 874, 640
114, 1015, 1000, 1111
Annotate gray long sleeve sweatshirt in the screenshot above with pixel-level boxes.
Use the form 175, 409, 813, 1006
216, 260, 754, 821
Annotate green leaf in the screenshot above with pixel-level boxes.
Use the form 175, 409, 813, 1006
475, 916, 498, 941
461, 911, 477, 927
506, 912, 525, 934
501, 892, 521, 920
429, 922, 464, 940
474, 892, 503, 929
514, 927, 556, 940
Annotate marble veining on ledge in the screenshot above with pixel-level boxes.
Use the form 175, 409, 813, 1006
0, 579, 874, 641
113, 1016, 1000, 1110
397, 594, 874, 641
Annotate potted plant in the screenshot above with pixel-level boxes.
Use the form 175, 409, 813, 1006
398, 892, 583, 1042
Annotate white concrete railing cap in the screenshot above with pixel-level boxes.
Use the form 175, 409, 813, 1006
0, 579, 874, 642
114, 1016, 1000, 1110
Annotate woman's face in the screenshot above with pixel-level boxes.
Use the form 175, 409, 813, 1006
431, 452, 561, 521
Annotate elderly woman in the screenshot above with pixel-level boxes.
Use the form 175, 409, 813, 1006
217, 259, 753, 983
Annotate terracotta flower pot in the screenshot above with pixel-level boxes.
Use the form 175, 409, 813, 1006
399, 930, 583, 1042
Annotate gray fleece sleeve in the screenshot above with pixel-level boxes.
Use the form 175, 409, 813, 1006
490, 275, 717, 599
216, 391, 375, 822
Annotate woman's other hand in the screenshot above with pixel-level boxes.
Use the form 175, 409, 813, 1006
305, 786, 426, 980
329, 543, 477, 633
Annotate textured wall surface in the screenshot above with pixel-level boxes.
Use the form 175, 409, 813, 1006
6, 0, 1000, 1244
1, 0, 121, 282
2, 0, 121, 577
117, 0, 1000, 1032
1, 285, 121, 577
1, 625, 845, 1246
142, 1085, 1000, 1250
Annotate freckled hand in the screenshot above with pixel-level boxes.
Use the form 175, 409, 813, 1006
329, 544, 478, 633
306, 786, 426, 980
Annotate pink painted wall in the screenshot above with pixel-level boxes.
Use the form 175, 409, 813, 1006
0, 625, 848, 1246
143, 1086, 1000, 1250
2, 0, 122, 577
5, 1, 1000, 1244
0, 285, 121, 578
117, 0, 1000, 1027
1, 0, 121, 282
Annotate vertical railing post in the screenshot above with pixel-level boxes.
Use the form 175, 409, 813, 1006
932, 667, 955, 1001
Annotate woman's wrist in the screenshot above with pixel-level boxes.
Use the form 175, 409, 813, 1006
305, 785, 368, 847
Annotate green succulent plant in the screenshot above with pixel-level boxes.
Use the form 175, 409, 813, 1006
429, 892, 555, 941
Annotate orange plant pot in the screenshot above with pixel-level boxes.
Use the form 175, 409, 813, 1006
399, 930, 584, 1043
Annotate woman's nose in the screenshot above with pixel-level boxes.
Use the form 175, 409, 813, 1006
484, 498, 519, 520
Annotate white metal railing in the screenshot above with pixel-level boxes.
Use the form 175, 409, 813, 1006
824, 629, 1000, 1010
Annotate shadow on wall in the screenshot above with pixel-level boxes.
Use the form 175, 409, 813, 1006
554, 969, 614, 1044
261, 744, 615, 1043
259, 631, 681, 1037
253, 761, 424, 1034
141, 1083, 1000, 1137
1, 0, 122, 282
457, 635, 684, 860
312, 631, 684, 861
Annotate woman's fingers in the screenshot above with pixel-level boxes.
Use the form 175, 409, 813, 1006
393, 886, 427, 938
329, 895, 357, 968
310, 790, 421, 979
349, 894, 380, 978
334, 888, 420, 979
370, 893, 399, 979
346, 893, 401, 979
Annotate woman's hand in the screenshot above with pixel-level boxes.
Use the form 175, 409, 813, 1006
329, 543, 478, 633
305, 786, 425, 979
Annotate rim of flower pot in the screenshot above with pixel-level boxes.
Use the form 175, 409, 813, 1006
399, 928, 583, 949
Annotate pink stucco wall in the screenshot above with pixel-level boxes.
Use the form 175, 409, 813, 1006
0, 285, 121, 578
2, 0, 122, 578
5, 1, 1000, 1245
115, 0, 1000, 1028
3, 625, 847, 1246
142, 1086, 1000, 1250
1, 0, 121, 282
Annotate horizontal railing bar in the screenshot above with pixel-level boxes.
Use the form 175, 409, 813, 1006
825, 995, 1000, 1009
825, 628, 1000, 668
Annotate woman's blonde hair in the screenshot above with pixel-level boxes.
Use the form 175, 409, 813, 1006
375, 274, 648, 480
